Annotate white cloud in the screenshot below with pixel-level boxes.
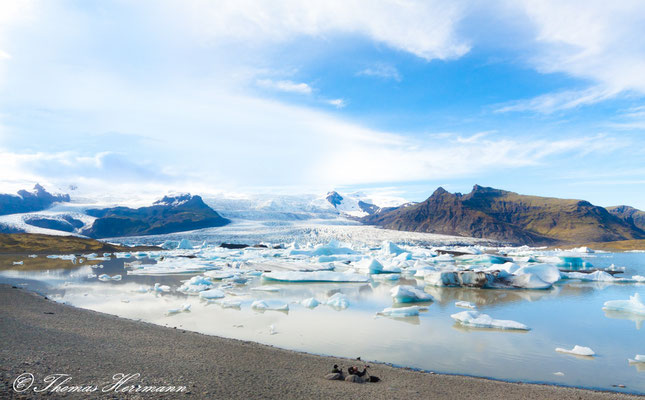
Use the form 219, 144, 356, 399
357, 64, 401, 81
155, 0, 471, 61
256, 79, 312, 94
499, 1, 645, 112
327, 99, 346, 108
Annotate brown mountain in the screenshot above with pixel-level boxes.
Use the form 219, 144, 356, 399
361, 185, 645, 245
607, 205, 645, 231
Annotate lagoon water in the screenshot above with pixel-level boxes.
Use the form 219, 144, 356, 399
1, 231, 644, 394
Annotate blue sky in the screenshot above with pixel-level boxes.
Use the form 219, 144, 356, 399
0, 1, 644, 208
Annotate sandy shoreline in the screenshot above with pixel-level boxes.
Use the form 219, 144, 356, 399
0, 284, 641, 399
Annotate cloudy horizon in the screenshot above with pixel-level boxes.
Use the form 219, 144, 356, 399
1, 1, 644, 208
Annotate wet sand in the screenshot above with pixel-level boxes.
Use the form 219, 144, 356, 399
0, 284, 641, 399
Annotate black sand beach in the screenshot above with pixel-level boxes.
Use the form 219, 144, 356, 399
0, 284, 641, 399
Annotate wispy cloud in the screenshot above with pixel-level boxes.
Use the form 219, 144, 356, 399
495, 86, 618, 114
327, 98, 346, 108
256, 79, 312, 94
357, 64, 401, 82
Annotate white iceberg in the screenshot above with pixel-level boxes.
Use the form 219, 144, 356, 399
199, 288, 225, 299
98, 274, 122, 281
390, 285, 434, 303
508, 273, 552, 290
262, 271, 368, 283
214, 299, 241, 308
514, 264, 561, 284
167, 303, 191, 315
562, 270, 621, 282
380, 241, 406, 256
301, 297, 320, 308
12, 261, 23, 265
555, 345, 595, 357
628, 354, 645, 363
251, 300, 289, 311
451, 311, 530, 330
153, 283, 171, 293
177, 276, 213, 293
326, 293, 349, 309
177, 239, 194, 249
603, 293, 645, 316
455, 301, 476, 309
87, 273, 97, 279
378, 305, 425, 317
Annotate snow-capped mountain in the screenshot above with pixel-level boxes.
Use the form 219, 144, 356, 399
324, 190, 408, 218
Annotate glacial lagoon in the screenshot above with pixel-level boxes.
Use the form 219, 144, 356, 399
1, 229, 644, 394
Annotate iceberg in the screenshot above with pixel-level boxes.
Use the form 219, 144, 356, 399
262, 271, 369, 283
301, 297, 320, 308
98, 274, 122, 281
326, 293, 349, 309
310, 240, 357, 256
628, 354, 645, 363
390, 285, 434, 303
514, 264, 561, 284
603, 293, 645, 316
455, 301, 476, 309
167, 303, 191, 315
508, 273, 552, 290
378, 305, 426, 317
199, 288, 226, 299
251, 300, 289, 311
562, 270, 621, 282
87, 273, 97, 279
451, 311, 530, 330
555, 345, 595, 357
12, 261, 23, 265
213, 299, 241, 308
425, 271, 493, 288
380, 241, 405, 256
153, 283, 171, 293
177, 276, 213, 293
177, 239, 194, 249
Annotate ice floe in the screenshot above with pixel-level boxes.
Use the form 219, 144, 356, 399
177, 276, 213, 293
262, 271, 368, 283
301, 297, 320, 308
628, 354, 645, 363
555, 345, 595, 357
167, 303, 191, 315
326, 293, 349, 309
378, 305, 426, 317
390, 285, 434, 303
251, 300, 289, 311
603, 293, 645, 316
98, 274, 122, 281
455, 301, 476, 309
451, 311, 530, 330
198, 288, 225, 299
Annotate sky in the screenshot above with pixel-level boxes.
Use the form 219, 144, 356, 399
0, 1, 644, 208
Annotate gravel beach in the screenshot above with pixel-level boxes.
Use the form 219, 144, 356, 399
0, 284, 641, 399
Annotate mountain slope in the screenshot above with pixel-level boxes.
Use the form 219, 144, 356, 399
362, 185, 645, 245
0, 184, 70, 216
607, 205, 645, 231
83, 194, 230, 238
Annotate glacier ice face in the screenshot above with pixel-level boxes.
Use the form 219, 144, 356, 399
390, 285, 434, 303
378, 305, 425, 317
555, 345, 595, 357
261, 271, 369, 283
326, 293, 349, 309
603, 293, 645, 316
451, 311, 530, 330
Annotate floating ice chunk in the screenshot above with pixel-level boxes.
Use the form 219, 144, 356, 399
455, 301, 476, 309
87, 273, 97, 279
153, 283, 171, 293
177, 276, 213, 293
556, 256, 592, 270
509, 273, 552, 290
632, 275, 645, 282
28, 254, 38, 258
12, 261, 23, 265
555, 345, 595, 357
167, 303, 191, 315
251, 300, 289, 311
301, 297, 320, 308
310, 240, 357, 256
177, 239, 193, 249
326, 293, 349, 309
98, 274, 122, 281
161, 240, 178, 250
372, 273, 400, 281
394, 252, 412, 261
603, 293, 645, 316
134, 286, 149, 293
628, 355, 645, 363
425, 271, 493, 288
90, 264, 104, 269
262, 271, 368, 283
378, 305, 426, 317
570, 246, 594, 253
390, 285, 434, 303
514, 264, 561, 284
251, 286, 281, 292
214, 299, 241, 308
553, 372, 565, 376
563, 270, 620, 282
199, 288, 225, 299
380, 241, 405, 256
451, 311, 530, 330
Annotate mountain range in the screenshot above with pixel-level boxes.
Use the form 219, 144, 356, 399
362, 185, 645, 245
